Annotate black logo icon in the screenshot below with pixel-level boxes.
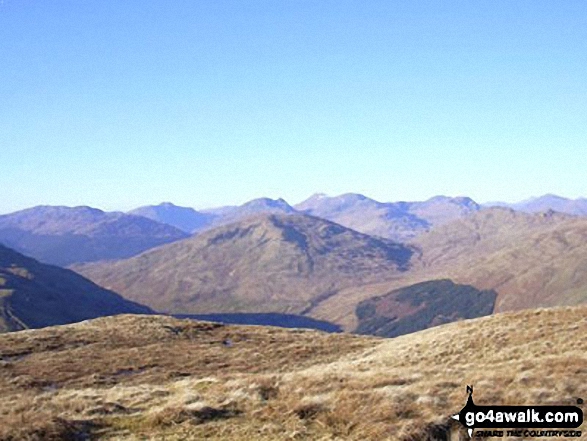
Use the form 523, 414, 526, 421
452, 386, 583, 438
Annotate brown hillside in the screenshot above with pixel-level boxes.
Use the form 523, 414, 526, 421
75, 213, 414, 315
412, 208, 587, 312
309, 208, 587, 330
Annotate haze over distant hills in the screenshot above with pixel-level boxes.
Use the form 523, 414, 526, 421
406, 195, 481, 225
129, 202, 217, 233
15, 192, 574, 267
0, 206, 188, 266
295, 193, 480, 241
487, 194, 587, 216
127, 194, 587, 240
294, 193, 429, 241
129, 198, 298, 234
128, 194, 483, 242
74, 213, 414, 315
202, 197, 298, 225
0, 244, 152, 332
71, 193, 587, 336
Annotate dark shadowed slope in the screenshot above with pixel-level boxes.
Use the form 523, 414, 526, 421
75, 213, 414, 315
0, 206, 188, 266
354, 279, 496, 337
129, 202, 217, 233
0, 245, 152, 332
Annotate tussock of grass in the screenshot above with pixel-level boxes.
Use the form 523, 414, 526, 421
145, 403, 241, 427
0, 408, 95, 441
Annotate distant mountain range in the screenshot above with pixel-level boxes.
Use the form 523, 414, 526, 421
129, 202, 217, 233
486, 194, 587, 216
0, 244, 152, 332
203, 197, 297, 219
295, 193, 480, 241
126, 194, 481, 242
406, 195, 481, 225
128, 194, 587, 241
77, 205, 587, 338
295, 193, 430, 241
0, 206, 188, 266
3, 192, 587, 337
2, 193, 580, 269
74, 213, 414, 315
128, 198, 298, 234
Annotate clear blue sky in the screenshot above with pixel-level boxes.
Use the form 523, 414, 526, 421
1, 0, 586, 214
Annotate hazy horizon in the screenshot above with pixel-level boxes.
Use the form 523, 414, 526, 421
2, 1, 586, 214
1, 191, 584, 216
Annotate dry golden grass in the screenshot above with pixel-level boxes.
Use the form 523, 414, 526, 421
1, 307, 586, 440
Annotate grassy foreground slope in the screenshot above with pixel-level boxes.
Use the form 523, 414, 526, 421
0, 306, 585, 440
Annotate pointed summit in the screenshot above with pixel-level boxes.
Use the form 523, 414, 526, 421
294, 193, 329, 211
201, 197, 298, 227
